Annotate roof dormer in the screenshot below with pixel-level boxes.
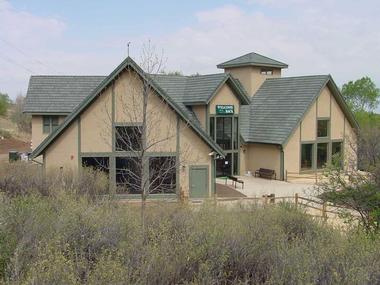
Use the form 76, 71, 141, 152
217, 52, 288, 96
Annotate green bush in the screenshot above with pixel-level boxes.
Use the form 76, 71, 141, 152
0, 165, 379, 284
0, 129, 11, 139
0, 93, 10, 116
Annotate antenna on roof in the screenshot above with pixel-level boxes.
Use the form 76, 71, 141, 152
127, 42, 131, 57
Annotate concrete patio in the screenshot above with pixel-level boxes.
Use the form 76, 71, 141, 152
216, 175, 315, 198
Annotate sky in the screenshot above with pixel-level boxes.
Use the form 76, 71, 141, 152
1, 0, 380, 109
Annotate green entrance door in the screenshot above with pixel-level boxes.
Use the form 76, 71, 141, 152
189, 166, 209, 198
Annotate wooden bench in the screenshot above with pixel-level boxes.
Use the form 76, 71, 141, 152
226, 175, 244, 189
255, 168, 276, 180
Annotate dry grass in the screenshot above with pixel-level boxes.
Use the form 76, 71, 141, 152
0, 163, 379, 284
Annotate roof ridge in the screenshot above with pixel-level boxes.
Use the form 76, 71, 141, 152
247, 51, 287, 66
152, 72, 226, 78
30, 75, 106, 77
265, 74, 330, 81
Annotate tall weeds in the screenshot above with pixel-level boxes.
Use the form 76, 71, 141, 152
0, 163, 379, 284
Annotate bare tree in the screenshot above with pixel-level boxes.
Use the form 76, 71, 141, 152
315, 130, 380, 234
84, 42, 201, 226
11, 94, 31, 133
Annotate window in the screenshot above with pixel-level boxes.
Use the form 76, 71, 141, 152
317, 143, 328, 169
233, 117, 239, 150
332, 141, 343, 168
301, 144, 313, 170
116, 157, 141, 194
115, 126, 142, 151
216, 117, 232, 150
149, 156, 176, 194
317, 120, 329, 138
209, 117, 215, 140
233, 153, 238, 175
82, 157, 109, 175
43, 116, 59, 134
216, 153, 232, 177
260, 68, 273, 75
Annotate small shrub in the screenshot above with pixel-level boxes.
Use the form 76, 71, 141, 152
0, 129, 11, 139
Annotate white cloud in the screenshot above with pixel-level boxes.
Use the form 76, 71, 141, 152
1, 0, 380, 106
153, 2, 380, 92
0, 1, 123, 99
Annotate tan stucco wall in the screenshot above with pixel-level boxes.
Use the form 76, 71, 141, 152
44, 120, 78, 170
192, 105, 207, 130
115, 71, 143, 123
31, 115, 66, 150
225, 66, 281, 96
81, 88, 112, 153
344, 118, 357, 170
239, 144, 248, 175
284, 125, 301, 173
179, 120, 213, 197
285, 85, 357, 173
301, 103, 316, 141
317, 88, 331, 118
146, 92, 177, 152
331, 95, 345, 140
245, 143, 281, 179
209, 84, 240, 115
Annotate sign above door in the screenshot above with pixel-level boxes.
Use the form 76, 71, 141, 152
216, 105, 234, 115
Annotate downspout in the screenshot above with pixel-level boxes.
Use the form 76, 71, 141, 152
280, 146, 284, 181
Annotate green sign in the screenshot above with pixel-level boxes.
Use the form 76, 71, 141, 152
216, 105, 234, 115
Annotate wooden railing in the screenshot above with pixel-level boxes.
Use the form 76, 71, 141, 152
285, 170, 319, 183
215, 193, 342, 221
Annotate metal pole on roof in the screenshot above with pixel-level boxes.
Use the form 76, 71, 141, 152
127, 42, 131, 57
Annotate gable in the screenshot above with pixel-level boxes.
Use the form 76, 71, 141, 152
31, 57, 225, 159
240, 75, 358, 146
209, 84, 240, 115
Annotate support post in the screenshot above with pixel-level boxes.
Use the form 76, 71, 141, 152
295, 193, 299, 208
322, 202, 327, 222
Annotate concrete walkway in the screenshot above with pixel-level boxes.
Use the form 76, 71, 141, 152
217, 176, 314, 198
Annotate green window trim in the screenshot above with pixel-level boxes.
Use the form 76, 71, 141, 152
299, 140, 345, 172
42, 115, 59, 134
317, 119, 330, 138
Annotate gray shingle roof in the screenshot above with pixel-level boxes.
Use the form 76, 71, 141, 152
24, 76, 106, 113
217, 52, 288, 69
240, 75, 330, 145
31, 57, 226, 159
151, 73, 249, 104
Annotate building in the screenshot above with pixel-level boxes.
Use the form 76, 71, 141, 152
24, 52, 358, 198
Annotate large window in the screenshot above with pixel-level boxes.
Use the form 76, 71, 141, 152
317, 120, 329, 138
317, 143, 328, 169
43, 116, 59, 134
233, 153, 238, 175
209, 117, 215, 140
301, 144, 313, 170
332, 141, 343, 168
82, 157, 109, 175
116, 157, 141, 194
149, 156, 176, 194
216, 117, 232, 150
115, 126, 142, 151
216, 153, 232, 177
233, 117, 238, 150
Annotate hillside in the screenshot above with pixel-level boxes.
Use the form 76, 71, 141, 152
0, 106, 31, 162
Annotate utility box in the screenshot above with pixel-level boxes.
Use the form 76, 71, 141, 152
9, 151, 19, 162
